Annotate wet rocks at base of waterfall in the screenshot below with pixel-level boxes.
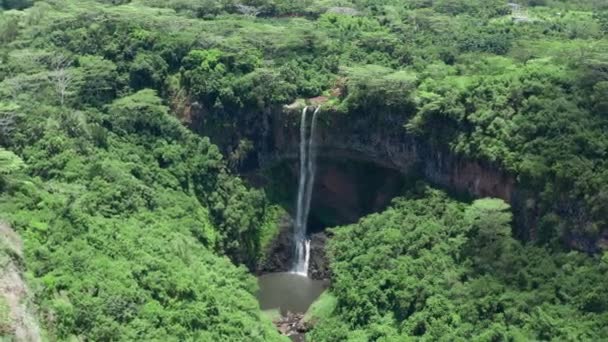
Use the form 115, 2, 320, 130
274, 312, 310, 340
257, 219, 331, 280
308, 232, 330, 280
257, 215, 295, 274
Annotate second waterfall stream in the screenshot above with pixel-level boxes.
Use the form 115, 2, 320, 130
291, 106, 321, 277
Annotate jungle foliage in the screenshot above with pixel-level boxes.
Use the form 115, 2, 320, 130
309, 189, 608, 341
0, 0, 607, 340
0, 88, 285, 339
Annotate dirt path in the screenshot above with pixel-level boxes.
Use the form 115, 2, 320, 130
0, 223, 41, 341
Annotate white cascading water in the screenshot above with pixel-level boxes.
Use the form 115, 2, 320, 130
292, 106, 320, 276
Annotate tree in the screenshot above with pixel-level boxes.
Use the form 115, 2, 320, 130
50, 54, 76, 107
0, 102, 19, 145
0, 148, 24, 190
465, 198, 512, 234
464, 198, 514, 272
591, 81, 608, 115
237, 68, 297, 109
340, 66, 417, 115
129, 52, 168, 90
78, 55, 119, 106
0, 13, 19, 44
108, 89, 182, 139
593, 11, 608, 34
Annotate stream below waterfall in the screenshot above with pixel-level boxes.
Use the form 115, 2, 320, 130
257, 272, 327, 314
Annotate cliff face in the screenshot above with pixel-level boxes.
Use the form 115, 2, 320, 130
245, 107, 525, 229
189, 104, 600, 252
0, 223, 41, 341
261, 107, 517, 203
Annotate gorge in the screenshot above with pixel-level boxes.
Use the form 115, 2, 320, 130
1, 0, 607, 340
190, 96, 607, 258
186, 83, 608, 338
256, 106, 327, 334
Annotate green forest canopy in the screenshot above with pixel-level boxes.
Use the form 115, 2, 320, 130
0, 0, 607, 340
310, 189, 608, 341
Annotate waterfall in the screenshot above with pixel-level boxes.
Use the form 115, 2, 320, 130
292, 106, 308, 276
292, 106, 320, 276
303, 106, 321, 229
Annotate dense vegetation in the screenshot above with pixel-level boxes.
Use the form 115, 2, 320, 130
0, 92, 285, 339
310, 188, 608, 340
2, 0, 606, 241
0, 0, 607, 340
0, 4, 287, 334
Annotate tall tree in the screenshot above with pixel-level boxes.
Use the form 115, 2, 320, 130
50, 54, 76, 107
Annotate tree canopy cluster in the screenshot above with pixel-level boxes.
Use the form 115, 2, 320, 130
0, 87, 285, 339
310, 188, 608, 341
1, 0, 607, 340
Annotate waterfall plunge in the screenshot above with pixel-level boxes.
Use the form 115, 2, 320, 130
292, 106, 320, 277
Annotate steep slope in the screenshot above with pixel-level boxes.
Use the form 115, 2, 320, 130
0, 223, 41, 341
0, 92, 285, 340
0, 0, 606, 339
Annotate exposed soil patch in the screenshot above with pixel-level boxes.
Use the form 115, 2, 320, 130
0, 223, 41, 342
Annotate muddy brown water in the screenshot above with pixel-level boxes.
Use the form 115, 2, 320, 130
257, 272, 328, 314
